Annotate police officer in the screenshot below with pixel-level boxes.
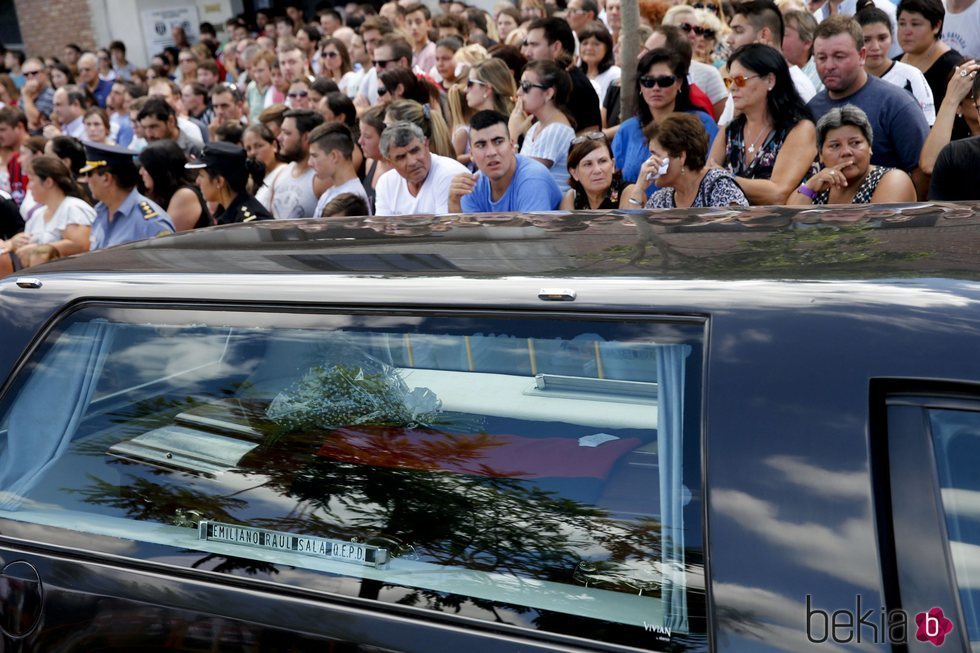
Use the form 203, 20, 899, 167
80, 142, 174, 250
186, 142, 272, 225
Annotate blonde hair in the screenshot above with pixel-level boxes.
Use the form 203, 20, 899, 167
663, 4, 697, 26
447, 84, 471, 134
454, 44, 490, 68
469, 58, 516, 116
385, 99, 455, 158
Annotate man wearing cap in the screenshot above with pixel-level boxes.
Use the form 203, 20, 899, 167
81, 142, 175, 250
187, 142, 272, 224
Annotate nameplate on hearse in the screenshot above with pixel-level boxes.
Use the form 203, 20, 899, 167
198, 520, 389, 568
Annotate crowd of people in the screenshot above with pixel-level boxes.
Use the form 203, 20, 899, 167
0, 0, 976, 269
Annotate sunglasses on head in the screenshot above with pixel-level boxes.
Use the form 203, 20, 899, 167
680, 22, 716, 39
467, 78, 489, 89
639, 74, 677, 89
570, 131, 606, 145
519, 81, 550, 92
691, 2, 718, 11
723, 73, 760, 89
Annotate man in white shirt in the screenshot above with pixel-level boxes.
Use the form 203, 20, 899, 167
50, 86, 86, 139
721, 0, 816, 124
375, 122, 468, 216
354, 16, 395, 111
308, 122, 371, 217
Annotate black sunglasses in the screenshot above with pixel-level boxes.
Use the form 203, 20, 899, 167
692, 2, 718, 11
378, 86, 388, 96
680, 22, 716, 39
466, 79, 489, 89
288, 90, 309, 98
373, 59, 394, 68
519, 81, 549, 93
23, 70, 42, 77
639, 75, 677, 89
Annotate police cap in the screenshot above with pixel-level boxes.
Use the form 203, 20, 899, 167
185, 141, 247, 181
79, 141, 139, 175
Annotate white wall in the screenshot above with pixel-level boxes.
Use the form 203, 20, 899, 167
88, 0, 243, 67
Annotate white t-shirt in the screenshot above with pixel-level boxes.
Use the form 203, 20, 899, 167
719, 63, 816, 125
590, 66, 622, 110
375, 153, 468, 216
256, 164, 286, 213
314, 176, 372, 217
690, 61, 727, 105
882, 60, 937, 125
271, 163, 319, 219
24, 196, 95, 245
357, 67, 380, 105
943, 0, 980, 58
519, 121, 575, 193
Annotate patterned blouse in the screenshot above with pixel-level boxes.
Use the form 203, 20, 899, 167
645, 168, 749, 208
573, 177, 628, 210
812, 166, 892, 205
724, 119, 786, 180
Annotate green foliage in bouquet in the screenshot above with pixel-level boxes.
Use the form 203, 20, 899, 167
266, 361, 444, 434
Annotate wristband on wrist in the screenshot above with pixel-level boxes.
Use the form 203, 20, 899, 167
796, 183, 818, 200
627, 195, 643, 205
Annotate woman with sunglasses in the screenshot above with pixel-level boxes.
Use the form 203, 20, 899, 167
319, 38, 358, 96
707, 44, 816, 205
510, 60, 576, 192
579, 23, 621, 112
625, 113, 748, 209
450, 58, 516, 165
663, 7, 727, 117
612, 48, 718, 185
559, 132, 630, 209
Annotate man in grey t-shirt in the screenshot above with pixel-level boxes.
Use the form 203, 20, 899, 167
308, 122, 371, 217
271, 109, 324, 219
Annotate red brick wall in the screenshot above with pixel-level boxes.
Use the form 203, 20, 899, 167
14, 0, 98, 59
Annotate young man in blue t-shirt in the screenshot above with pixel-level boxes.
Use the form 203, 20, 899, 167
449, 110, 562, 213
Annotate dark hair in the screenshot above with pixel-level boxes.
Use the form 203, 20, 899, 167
322, 91, 357, 129
201, 156, 265, 196
320, 37, 353, 77
566, 134, 620, 199
436, 36, 464, 53
310, 76, 339, 96
577, 22, 615, 75
109, 40, 126, 55
282, 108, 325, 134
403, 2, 432, 19
65, 43, 82, 55
215, 121, 245, 145
6, 49, 24, 67
528, 17, 575, 55
83, 106, 110, 131
298, 24, 321, 45
379, 34, 413, 65
488, 45, 527, 86
731, 0, 784, 44
29, 155, 87, 201
49, 136, 86, 176
319, 192, 370, 217
379, 67, 429, 105
727, 44, 813, 132
896, 0, 945, 38
650, 25, 693, 68
138, 139, 198, 206
308, 121, 355, 159
433, 14, 469, 34
23, 135, 46, 155
245, 122, 276, 144
464, 8, 489, 34
61, 84, 89, 109
635, 48, 695, 125
0, 106, 27, 129
470, 109, 509, 132
183, 81, 209, 102
137, 97, 176, 123
198, 59, 220, 76
644, 112, 709, 170
200, 22, 218, 38
360, 104, 387, 137
522, 59, 574, 125
48, 62, 75, 86
211, 82, 244, 103
855, 6, 892, 33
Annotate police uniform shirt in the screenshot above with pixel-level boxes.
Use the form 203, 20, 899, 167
90, 188, 175, 250
214, 192, 273, 225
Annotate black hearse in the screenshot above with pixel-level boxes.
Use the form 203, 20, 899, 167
0, 204, 977, 652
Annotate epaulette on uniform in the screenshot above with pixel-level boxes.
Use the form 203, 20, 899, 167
139, 202, 158, 220
242, 205, 257, 223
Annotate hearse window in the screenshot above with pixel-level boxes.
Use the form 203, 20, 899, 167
928, 408, 980, 641
0, 307, 705, 650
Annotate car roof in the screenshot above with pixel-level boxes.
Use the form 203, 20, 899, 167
25, 203, 980, 281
